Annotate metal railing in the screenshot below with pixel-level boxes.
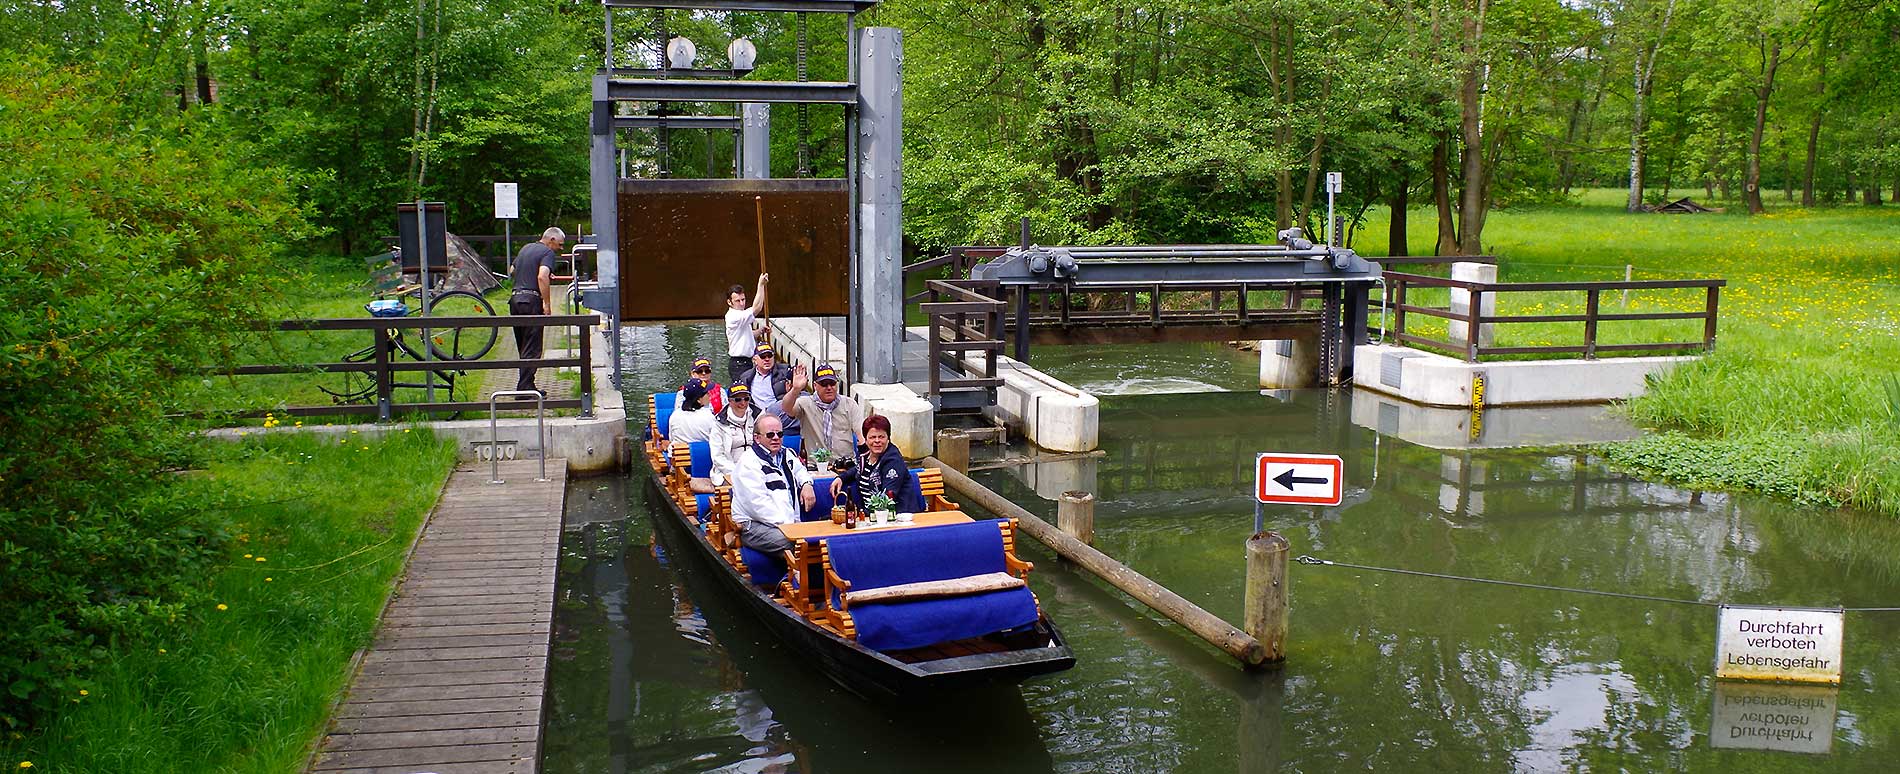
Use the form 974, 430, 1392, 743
487, 390, 550, 483
919, 280, 1007, 400
1378, 272, 1724, 362
902, 247, 1009, 306
206, 314, 598, 421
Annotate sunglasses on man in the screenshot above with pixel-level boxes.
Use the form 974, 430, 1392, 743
760, 431, 784, 439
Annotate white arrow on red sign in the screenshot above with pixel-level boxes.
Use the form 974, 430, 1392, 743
1255, 453, 1344, 506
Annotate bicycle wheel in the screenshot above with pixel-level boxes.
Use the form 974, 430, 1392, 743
421, 290, 499, 361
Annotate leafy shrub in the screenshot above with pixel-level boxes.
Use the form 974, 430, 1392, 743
0, 54, 306, 730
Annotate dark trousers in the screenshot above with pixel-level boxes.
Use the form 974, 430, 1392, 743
510, 293, 544, 392
728, 356, 752, 387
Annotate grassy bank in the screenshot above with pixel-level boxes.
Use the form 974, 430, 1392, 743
3, 430, 456, 773
1363, 190, 1900, 516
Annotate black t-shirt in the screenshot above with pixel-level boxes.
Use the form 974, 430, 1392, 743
511, 242, 558, 294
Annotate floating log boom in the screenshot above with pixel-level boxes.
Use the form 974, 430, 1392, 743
927, 458, 1269, 666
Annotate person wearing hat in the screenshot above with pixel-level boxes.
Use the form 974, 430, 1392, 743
785, 363, 866, 462
709, 380, 761, 486
676, 356, 726, 414
724, 274, 768, 384
667, 377, 718, 446
744, 342, 799, 436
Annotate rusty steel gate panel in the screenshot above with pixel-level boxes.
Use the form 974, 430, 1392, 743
617, 178, 849, 321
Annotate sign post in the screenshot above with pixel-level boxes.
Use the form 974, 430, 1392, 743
1324, 172, 1342, 245
494, 182, 519, 262
1253, 452, 1344, 531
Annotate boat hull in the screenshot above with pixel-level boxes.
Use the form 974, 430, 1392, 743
640, 465, 1074, 700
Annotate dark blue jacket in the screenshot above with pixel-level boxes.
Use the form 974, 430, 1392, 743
840, 444, 925, 514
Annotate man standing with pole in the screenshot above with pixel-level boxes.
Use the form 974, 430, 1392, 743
510, 227, 564, 396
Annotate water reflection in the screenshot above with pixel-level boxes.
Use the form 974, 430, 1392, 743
541, 326, 1900, 773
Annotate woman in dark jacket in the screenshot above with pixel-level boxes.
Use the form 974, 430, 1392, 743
831, 414, 925, 514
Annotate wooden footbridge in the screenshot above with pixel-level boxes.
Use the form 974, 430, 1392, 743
308, 459, 566, 774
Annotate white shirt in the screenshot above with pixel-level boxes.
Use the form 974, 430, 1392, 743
749, 369, 778, 416
730, 444, 813, 527
667, 405, 717, 445
709, 407, 757, 486
725, 306, 758, 357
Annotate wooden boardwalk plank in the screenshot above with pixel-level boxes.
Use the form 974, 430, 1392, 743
310, 459, 565, 774
329, 710, 541, 735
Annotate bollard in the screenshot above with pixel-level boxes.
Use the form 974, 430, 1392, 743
1243, 531, 1290, 667
1057, 490, 1095, 545
934, 428, 971, 473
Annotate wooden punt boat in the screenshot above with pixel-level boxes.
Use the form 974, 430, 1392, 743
642, 394, 1075, 699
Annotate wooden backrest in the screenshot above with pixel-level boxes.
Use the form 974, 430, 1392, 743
916, 467, 945, 498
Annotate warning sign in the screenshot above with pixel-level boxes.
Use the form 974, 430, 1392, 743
1714, 605, 1843, 685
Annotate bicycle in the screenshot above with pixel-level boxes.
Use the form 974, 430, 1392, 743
317, 300, 480, 414
367, 248, 502, 361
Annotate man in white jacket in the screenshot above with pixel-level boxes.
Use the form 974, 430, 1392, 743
709, 381, 760, 486
728, 413, 814, 570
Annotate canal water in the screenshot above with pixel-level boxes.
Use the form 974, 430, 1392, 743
543, 325, 1900, 772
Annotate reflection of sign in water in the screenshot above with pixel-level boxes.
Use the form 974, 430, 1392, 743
1710, 680, 1838, 754
1714, 605, 1843, 685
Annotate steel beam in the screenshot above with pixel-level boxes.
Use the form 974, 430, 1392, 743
606, 78, 857, 104
613, 115, 742, 129
741, 103, 770, 178
587, 75, 619, 318
853, 27, 902, 383
603, 0, 875, 12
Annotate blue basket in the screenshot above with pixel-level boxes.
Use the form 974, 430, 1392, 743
366, 300, 409, 318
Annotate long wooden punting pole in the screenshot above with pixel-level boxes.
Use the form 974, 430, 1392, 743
926, 457, 1270, 667
754, 196, 769, 326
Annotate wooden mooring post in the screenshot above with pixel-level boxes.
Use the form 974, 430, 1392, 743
928, 457, 1270, 666
934, 428, 970, 473
1057, 490, 1094, 544
1243, 532, 1290, 666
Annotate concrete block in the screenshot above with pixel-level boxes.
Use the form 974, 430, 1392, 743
1258, 335, 1319, 389
1352, 343, 1696, 409
978, 357, 1099, 453
1349, 388, 1643, 449
1447, 262, 1497, 349
851, 382, 934, 460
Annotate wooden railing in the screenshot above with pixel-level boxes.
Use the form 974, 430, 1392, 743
205, 314, 598, 421
1378, 272, 1724, 362
902, 247, 1009, 306
919, 280, 1006, 401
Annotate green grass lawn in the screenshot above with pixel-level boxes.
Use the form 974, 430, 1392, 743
3, 430, 456, 773
1361, 189, 1900, 516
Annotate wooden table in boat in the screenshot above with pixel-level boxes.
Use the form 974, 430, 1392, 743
779, 510, 974, 541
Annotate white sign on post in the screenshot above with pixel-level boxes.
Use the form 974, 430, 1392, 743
493, 182, 519, 220
1714, 605, 1844, 685
1325, 171, 1343, 194
1255, 453, 1343, 506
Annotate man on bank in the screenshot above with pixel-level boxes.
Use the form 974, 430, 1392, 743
784, 363, 865, 462
724, 274, 769, 384
509, 227, 563, 395
728, 413, 814, 570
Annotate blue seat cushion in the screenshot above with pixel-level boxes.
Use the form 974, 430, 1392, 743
739, 546, 786, 586
804, 475, 837, 521
654, 393, 677, 440
693, 493, 713, 523
849, 587, 1039, 652
826, 521, 1037, 651
782, 434, 802, 455
688, 441, 712, 478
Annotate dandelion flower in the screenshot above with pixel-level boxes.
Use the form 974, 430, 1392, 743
244, 554, 252, 559
256, 557, 267, 562
158, 649, 166, 654
217, 604, 228, 611
265, 577, 273, 582
21, 761, 33, 768
78, 690, 87, 696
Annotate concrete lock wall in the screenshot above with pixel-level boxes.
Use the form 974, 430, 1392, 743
958, 353, 1099, 453
1352, 343, 1698, 408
